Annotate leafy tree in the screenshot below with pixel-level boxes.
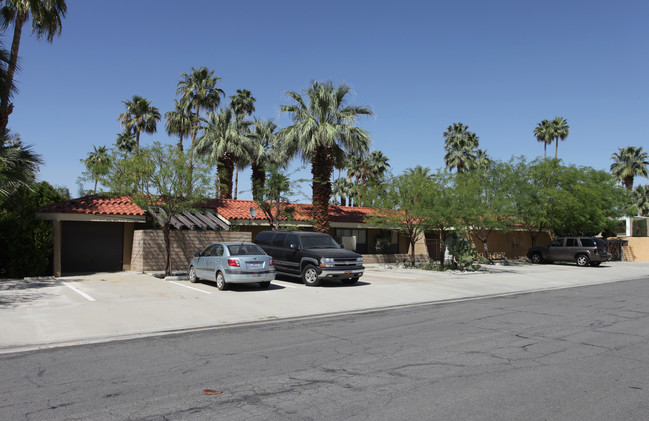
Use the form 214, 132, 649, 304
0, 0, 66, 132
249, 118, 279, 201
176, 67, 224, 193
107, 142, 210, 276
371, 166, 435, 263
610, 146, 649, 190
194, 108, 251, 198
81, 145, 111, 194
279, 80, 373, 232
0, 180, 68, 277
0, 130, 41, 198
118, 95, 161, 151
255, 163, 296, 230
455, 162, 513, 260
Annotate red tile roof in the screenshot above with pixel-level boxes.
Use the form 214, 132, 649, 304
38, 195, 146, 216
39, 196, 378, 224
199, 198, 378, 224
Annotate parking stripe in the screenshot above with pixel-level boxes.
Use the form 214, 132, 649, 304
168, 281, 213, 294
62, 282, 96, 302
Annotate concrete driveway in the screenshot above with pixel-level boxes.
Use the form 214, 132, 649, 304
1, 261, 648, 354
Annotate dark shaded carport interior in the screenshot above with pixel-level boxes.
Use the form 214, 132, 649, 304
61, 221, 124, 274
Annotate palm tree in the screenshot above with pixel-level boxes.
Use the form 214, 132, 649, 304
115, 131, 135, 156
469, 149, 491, 172
610, 146, 649, 190
194, 108, 251, 198
84, 145, 111, 194
632, 185, 649, 216
229, 89, 256, 199
533, 119, 554, 160
176, 67, 224, 192
279, 80, 373, 232
332, 177, 355, 206
249, 118, 278, 201
164, 100, 194, 151
118, 95, 161, 151
551, 116, 569, 159
443, 123, 480, 172
0, 0, 66, 132
0, 130, 41, 197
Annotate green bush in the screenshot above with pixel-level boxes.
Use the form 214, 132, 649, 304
0, 182, 68, 278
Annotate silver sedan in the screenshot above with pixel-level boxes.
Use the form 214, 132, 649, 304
188, 242, 275, 290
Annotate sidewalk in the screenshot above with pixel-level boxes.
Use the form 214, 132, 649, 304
1, 261, 647, 354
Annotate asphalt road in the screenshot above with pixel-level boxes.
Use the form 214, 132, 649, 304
2, 277, 649, 420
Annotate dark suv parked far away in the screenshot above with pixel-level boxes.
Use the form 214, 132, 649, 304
527, 237, 612, 267
254, 231, 364, 286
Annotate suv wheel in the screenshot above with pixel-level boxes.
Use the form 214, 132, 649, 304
576, 254, 590, 267
530, 252, 543, 264
302, 264, 320, 287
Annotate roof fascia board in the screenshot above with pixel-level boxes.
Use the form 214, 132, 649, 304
38, 213, 146, 223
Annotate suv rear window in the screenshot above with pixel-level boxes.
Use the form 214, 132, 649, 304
580, 238, 595, 247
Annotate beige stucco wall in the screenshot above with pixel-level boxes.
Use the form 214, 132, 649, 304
471, 230, 552, 259
621, 237, 649, 261
131, 230, 251, 272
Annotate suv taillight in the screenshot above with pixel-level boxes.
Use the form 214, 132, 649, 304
594, 247, 599, 254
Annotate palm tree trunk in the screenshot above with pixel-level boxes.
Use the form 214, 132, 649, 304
234, 164, 239, 200
312, 146, 334, 233
544, 142, 547, 160
0, 12, 26, 133
251, 163, 265, 201
219, 153, 235, 199
555, 138, 559, 159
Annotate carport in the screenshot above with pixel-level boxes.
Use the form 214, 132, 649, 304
38, 196, 146, 276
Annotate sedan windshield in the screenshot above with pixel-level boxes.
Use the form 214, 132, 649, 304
227, 244, 266, 256
301, 235, 340, 249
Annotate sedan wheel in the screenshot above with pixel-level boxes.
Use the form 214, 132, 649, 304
216, 272, 228, 290
530, 252, 543, 264
302, 264, 320, 287
189, 267, 198, 283
576, 254, 590, 267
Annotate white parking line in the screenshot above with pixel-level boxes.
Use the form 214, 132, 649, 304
272, 281, 298, 289
168, 281, 213, 294
62, 282, 96, 302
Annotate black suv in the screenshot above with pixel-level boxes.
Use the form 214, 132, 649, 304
253, 231, 364, 286
527, 237, 612, 267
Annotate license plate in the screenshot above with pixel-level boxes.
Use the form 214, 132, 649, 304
249, 263, 262, 269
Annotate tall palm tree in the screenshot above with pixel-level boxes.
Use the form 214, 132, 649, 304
332, 177, 355, 206
551, 116, 569, 159
194, 108, 251, 198
533, 119, 554, 160
115, 131, 135, 156
118, 95, 161, 151
610, 146, 649, 190
443, 123, 480, 172
164, 100, 194, 152
176, 67, 224, 192
279, 80, 373, 232
229, 89, 256, 199
0, 0, 66, 132
84, 145, 110, 194
249, 118, 278, 201
0, 130, 41, 197
469, 149, 491, 172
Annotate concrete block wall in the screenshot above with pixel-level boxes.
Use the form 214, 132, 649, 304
130, 230, 251, 273
622, 237, 649, 262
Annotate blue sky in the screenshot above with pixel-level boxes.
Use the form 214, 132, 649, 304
9, 0, 649, 200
